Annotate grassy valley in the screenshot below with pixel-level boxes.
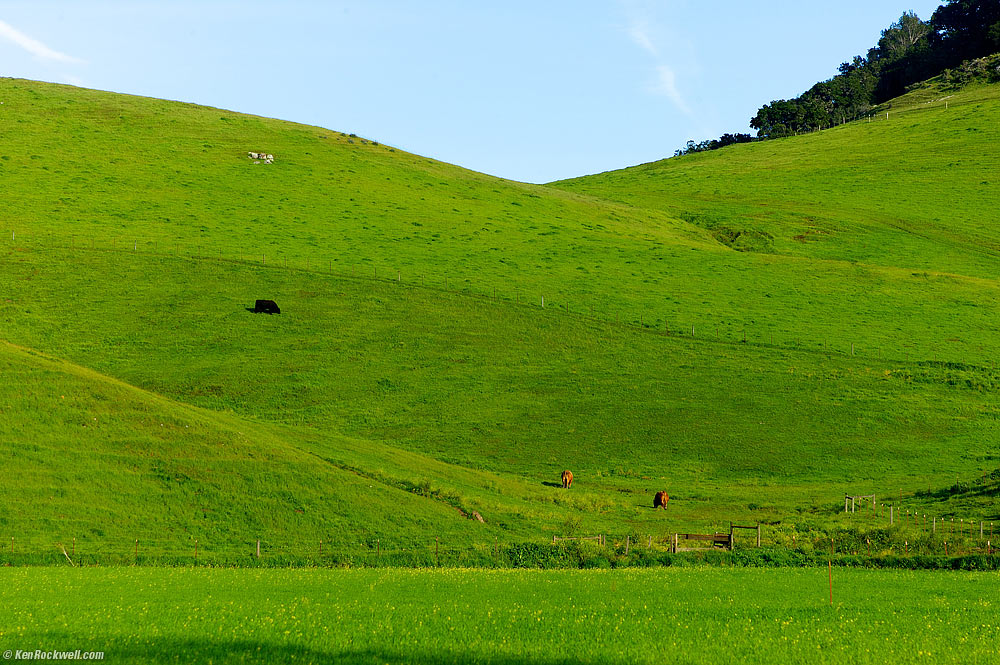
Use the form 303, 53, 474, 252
2, 75, 1000, 558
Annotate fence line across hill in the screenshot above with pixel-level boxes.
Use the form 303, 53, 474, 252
2, 230, 986, 370
837, 482, 998, 556
3, 496, 998, 568
1, 531, 994, 568
722, 86, 971, 142
844, 497, 996, 537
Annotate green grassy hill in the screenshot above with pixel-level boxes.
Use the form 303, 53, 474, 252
0, 338, 514, 557
2, 76, 999, 559
555, 82, 1000, 279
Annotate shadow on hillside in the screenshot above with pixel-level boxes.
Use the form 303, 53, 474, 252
540, 481, 564, 488
101, 638, 620, 664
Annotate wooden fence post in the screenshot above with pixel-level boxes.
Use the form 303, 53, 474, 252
757, 523, 761, 547
256, 539, 260, 558
625, 535, 630, 556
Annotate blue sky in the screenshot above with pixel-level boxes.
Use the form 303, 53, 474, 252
1, 1, 945, 182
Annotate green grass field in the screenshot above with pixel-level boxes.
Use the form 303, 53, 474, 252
1, 567, 997, 664
1, 74, 999, 555
4, 56, 1000, 665
555, 83, 1000, 280
2, 243, 999, 555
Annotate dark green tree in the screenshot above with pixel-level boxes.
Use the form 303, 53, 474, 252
878, 11, 933, 61
931, 0, 1000, 61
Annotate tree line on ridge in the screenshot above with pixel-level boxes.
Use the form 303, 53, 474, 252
675, 0, 1000, 155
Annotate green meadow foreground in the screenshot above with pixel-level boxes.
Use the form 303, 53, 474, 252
0, 568, 997, 664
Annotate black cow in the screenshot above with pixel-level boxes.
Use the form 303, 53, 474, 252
253, 299, 281, 314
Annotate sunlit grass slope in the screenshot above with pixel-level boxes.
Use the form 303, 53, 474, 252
0, 339, 520, 553
5, 78, 1000, 366
2, 330, 708, 554
554, 82, 1000, 280
0, 77, 708, 310
2, 77, 1000, 551
2, 245, 998, 548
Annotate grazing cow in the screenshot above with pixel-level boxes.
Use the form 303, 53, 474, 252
653, 491, 669, 509
253, 299, 281, 314
561, 470, 573, 489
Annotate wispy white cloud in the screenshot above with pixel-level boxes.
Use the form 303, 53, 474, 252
622, 6, 695, 118
652, 64, 692, 116
627, 20, 658, 58
0, 19, 84, 64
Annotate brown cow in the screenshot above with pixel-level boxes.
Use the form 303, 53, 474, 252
561, 470, 573, 489
653, 491, 669, 509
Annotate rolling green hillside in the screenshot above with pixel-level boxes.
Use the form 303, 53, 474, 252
555, 82, 1000, 280
0, 338, 512, 555
6, 77, 1000, 366
2, 76, 999, 557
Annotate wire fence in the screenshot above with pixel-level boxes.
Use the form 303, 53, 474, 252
3, 510, 996, 568
838, 490, 997, 556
